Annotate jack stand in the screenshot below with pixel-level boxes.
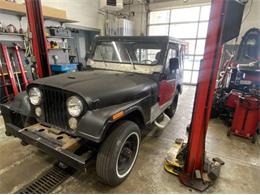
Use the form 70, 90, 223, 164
165, 139, 225, 192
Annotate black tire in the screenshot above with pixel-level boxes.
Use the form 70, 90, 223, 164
227, 129, 231, 137
252, 135, 257, 144
165, 94, 179, 118
96, 121, 141, 186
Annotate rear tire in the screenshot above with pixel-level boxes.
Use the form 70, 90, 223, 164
252, 134, 257, 144
96, 121, 141, 186
227, 129, 231, 137
165, 94, 179, 118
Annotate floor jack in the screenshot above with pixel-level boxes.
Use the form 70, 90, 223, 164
164, 0, 247, 191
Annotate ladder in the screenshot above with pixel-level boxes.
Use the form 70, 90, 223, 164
0, 58, 10, 102
0, 43, 28, 102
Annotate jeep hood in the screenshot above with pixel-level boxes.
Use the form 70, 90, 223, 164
32, 70, 157, 108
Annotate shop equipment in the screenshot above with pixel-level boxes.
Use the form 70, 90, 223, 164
0, 43, 29, 101
0, 58, 10, 101
25, 0, 51, 78
228, 94, 259, 143
10, 55, 22, 92
14, 44, 29, 89
164, 0, 247, 191
0, 44, 19, 97
51, 63, 78, 74
212, 28, 260, 122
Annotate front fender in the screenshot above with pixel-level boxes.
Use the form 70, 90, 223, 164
76, 96, 150, 143
0, 92, 33, 133
0, 92, 31, 116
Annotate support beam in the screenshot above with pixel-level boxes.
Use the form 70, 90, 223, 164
25, 0, 51, 78
178, 0, 246, 191
184, 0, 225, 174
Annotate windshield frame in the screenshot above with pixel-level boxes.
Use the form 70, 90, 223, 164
90, 39, 168, 66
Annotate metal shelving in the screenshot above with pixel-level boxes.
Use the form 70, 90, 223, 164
46, 35, 73, 39
0, 32, 25, 37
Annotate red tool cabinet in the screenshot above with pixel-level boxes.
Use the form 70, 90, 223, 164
228, 95, 260, 143
225, 90, 242, 108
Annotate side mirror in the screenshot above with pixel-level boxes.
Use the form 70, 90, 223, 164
169, 57, 179, 71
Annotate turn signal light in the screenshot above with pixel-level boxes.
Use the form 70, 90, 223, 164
112, 111, 124, 120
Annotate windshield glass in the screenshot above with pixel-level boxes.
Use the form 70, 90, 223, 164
93, 41, 163, 65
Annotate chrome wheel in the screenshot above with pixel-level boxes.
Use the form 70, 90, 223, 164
116, 132, 139, 178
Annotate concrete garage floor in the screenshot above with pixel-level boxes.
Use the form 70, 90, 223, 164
0, 86, 259, 193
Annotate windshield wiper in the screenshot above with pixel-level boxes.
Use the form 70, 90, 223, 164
126, 48, 136, 70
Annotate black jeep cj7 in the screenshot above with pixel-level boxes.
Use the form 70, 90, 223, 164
1, 36, 186, 186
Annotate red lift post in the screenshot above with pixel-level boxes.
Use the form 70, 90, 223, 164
165, 0, 247, 191
25, 0, 51, 78
183, 0, 226, 176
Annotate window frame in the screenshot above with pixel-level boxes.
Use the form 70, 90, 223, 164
148, 5, 211, 85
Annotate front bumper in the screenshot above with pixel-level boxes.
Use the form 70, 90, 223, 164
5, 123, 94, 170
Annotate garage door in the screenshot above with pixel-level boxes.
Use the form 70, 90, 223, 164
148, 5, 211, 84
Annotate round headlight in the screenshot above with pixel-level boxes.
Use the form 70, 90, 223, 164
29, 87, 42, 105
68, 117, 78, 130
35, 107, 42, 117
67, 96, 83, 117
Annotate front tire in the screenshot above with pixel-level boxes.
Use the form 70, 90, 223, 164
96, 121, 141, 186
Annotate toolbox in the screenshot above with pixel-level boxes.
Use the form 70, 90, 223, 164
51, 64, 78, 73
229, 95, 260, 143
225, 90, 242, 108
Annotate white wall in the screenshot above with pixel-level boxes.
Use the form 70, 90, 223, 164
131, 3, 147, 36
120, 2, 147, 36
100, 0, 148, 36
41, 0, 101, 31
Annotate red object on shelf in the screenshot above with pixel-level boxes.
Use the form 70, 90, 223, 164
230, 95, 260, 139
225, 90, 242, 108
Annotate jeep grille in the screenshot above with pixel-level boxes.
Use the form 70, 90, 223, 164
41, 86, 69, 129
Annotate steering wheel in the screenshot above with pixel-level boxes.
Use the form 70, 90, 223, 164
140, 59, 153, 64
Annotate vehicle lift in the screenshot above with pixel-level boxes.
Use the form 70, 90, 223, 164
164, 0, 247, 191
25, 0, 51, 78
